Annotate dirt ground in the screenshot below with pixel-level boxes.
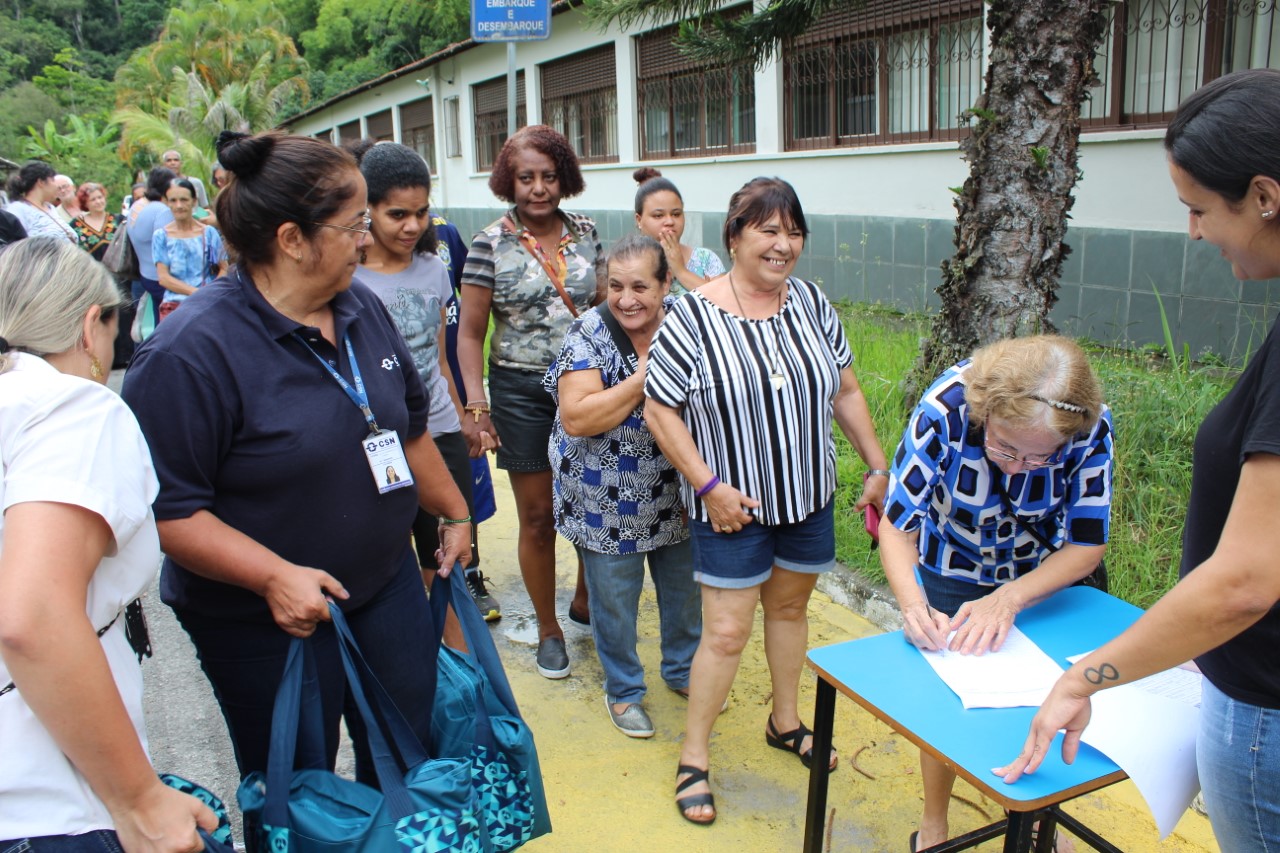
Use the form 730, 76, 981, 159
482, 481, 1221, 853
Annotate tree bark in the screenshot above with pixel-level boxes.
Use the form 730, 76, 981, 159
906, 0, 1112, 401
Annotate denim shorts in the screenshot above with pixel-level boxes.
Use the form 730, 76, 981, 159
0, 831, 123, 852
688, 500, 835, 589
487, 364, 555, 472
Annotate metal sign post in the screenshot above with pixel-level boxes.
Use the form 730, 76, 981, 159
471, 0, 553, 138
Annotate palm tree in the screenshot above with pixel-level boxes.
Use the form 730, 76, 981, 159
113, 0, 309, 173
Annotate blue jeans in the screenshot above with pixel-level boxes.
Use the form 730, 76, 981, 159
0, 831, 122, 852
1198, 679, 1280, 851
578, 539, 701, 705
174, 547, 437, 787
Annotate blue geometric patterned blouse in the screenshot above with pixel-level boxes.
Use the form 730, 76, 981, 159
884, 360, 1113, 586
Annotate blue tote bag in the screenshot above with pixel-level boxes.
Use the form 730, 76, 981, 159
238, 605, 485, 852
430, 567, 551, 850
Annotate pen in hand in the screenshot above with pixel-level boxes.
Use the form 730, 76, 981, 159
913, 565, 950, 651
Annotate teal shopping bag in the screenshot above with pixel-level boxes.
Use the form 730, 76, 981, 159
238, 606, 486, 852
430, 568, 551, 850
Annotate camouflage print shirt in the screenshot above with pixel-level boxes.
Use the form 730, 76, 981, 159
461, 208, 604, 371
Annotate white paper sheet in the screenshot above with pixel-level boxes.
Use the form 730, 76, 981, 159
1064, 652, 1203, 838
916, 625, 1064, 709
1081, 686, 1201, 839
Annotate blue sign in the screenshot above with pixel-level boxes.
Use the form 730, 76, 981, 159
471, 0, 551, 41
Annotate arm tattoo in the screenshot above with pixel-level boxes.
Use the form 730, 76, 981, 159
1083, 663, 1119, 685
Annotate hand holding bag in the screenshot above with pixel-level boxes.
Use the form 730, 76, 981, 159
238, 605, 484, 853
430, 567, 551, 850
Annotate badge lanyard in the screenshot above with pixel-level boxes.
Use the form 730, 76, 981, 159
293, 331, 414, 494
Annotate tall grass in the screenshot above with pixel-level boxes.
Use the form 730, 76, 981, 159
832, 304, 1237, 608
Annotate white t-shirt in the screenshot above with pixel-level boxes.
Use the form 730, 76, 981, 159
0, 353, 161, 837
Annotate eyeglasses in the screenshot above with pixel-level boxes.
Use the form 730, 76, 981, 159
983, 442, 1058, 469
983, 421, 1061, 470
311, 215, 372, 236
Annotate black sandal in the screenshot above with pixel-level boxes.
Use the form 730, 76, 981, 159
766, 714, 837, 771
675, 764, 716, 826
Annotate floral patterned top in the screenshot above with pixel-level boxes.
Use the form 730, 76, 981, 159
544, 297, 687, 555
670, 246, 726, 296
72, 213, 122, 261
461, 208, 604, 372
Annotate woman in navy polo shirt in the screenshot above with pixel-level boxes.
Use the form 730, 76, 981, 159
121, 130, 472, 785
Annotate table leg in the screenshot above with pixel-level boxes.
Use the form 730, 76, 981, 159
1033, 811, 1059, 853
802, 676, 837, 853
1003, 810, 1037, 853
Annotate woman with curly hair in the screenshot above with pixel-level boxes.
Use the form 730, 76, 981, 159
458, 125, 603, 679
70, 183, 122, 261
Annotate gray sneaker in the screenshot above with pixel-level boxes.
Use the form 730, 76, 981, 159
605, 695, 655, 738
536, 636, 570, 679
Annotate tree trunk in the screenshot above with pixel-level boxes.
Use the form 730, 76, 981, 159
906, 0, 1112, 402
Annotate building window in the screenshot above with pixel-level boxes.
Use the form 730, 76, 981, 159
541, 45, 619, 164
474, 72, 527, 171
783, 1, 984, 149
636, 16, 756, 159
1081, 0, 1280, 128
367, 109, 393, 141
445, 96, 461, 158
338, 120, 361, 144
399, 97, 435, 172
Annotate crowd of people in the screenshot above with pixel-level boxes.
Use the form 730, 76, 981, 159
2, 68, 1280, 853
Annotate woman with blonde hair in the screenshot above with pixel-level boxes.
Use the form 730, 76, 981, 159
880, 334, 1113, 852
0, 237, 217, 850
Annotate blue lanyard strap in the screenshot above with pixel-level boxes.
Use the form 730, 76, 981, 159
292, 332, 380, 433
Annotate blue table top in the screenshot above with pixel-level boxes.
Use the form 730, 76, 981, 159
807, 586, 1143, 808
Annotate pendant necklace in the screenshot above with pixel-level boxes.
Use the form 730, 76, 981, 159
728, 271, 787, 390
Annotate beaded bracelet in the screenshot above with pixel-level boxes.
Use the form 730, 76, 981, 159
440, 515, 472, 525
695, 475, 720, 498
463, 402, 491, 423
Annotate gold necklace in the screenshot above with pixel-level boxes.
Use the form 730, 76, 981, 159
727, 271, 787, 390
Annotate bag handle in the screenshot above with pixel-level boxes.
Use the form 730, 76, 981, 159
262, 608, 441, 827
428, 568, 501, 756
262, 637, 308, 830
435, 564, 523, 718
503, 214, 579, 318
329, 606, 420, 818
594, 303, 640, 376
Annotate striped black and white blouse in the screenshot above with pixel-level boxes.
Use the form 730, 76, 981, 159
645, 276, 852, 526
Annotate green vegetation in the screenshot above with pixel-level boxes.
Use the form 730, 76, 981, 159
831, 303, 1237, 610
1, 0, 468, 206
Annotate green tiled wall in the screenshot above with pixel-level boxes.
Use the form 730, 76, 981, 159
439, 207, 1278, 364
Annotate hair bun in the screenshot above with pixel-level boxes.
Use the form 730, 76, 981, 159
344, 138, 377, 164
633, 167, 662, 184
216, 131, 274, 178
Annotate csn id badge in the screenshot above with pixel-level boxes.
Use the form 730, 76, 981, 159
364, 430, 415, 494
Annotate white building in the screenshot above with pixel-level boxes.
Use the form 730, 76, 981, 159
283, 0, 1280, 361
